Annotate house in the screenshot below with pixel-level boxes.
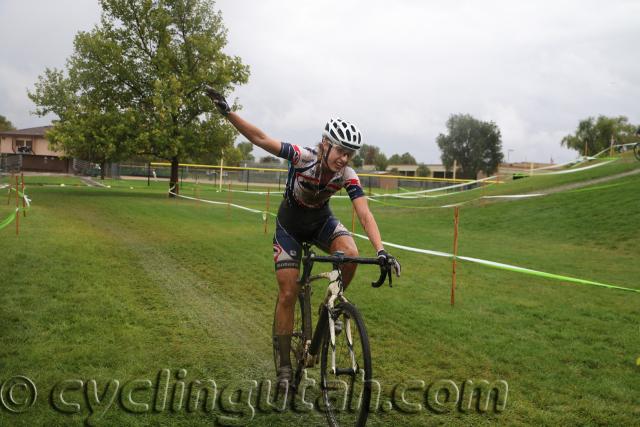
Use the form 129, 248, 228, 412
385, 163, 462, 179
385, 164, 419, 177
0, 126, 72, 173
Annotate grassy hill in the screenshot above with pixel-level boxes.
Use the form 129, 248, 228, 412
0, 156, 639, 426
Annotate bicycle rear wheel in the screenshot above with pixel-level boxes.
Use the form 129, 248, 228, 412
634, 143, 640, 161
320, 302, 372, 427
272, 291, 306, 390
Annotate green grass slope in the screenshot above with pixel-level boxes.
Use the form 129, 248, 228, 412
0, 157, 639, 426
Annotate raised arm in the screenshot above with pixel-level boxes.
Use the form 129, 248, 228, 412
205, 87, 281, 156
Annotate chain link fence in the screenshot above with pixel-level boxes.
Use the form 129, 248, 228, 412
115, 161, 474, 194
2, 154, 22, 173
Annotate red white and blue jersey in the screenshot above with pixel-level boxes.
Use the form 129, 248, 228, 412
278, 142, 365, 209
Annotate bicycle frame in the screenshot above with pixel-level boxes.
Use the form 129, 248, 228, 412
296, 243, 382, 374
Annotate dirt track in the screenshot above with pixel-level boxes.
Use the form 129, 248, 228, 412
536, 167, 640, 195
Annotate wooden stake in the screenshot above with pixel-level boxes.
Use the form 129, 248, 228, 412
450, 206, 460, 306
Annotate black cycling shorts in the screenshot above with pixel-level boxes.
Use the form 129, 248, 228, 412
273, 200, 351, 270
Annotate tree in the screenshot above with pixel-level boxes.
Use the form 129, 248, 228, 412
222, 146, 243, 166
29, 0, 249, 194
0, 115, 16, 131
351, 154, 363, 168
416, 163, 430, 177
561, 116, 636, 156
358, 144, 388, 170
388, 152, 417, 165
360, 144, 381, 166
236, 141, 254, 162
260, 156, 281, 165
388, 154, 401, 164
436, 114, 503, 179
373, 152, 388, 171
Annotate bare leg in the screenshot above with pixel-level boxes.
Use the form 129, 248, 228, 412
330, 235, 359, 289
274, 268, 299, 334
275, 268, 299, 370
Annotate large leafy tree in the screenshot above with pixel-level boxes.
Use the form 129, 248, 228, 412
436, 114, 503, 179
357, 144, 388, 171
29, 0, 249, 193
416, 163, 430, 177
388, 152, 417, 165
359, 144, 381, 166
373, 152, 388, 171
236, 141, 254, 162
0, 115, 16, 131
561, 115, 636, 156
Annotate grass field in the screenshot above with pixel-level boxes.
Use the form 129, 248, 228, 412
1, 157, 639, 426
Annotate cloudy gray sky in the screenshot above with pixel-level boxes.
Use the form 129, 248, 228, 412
1, 0, 639, 164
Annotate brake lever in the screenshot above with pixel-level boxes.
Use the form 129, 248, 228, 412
371, 265, 388, 288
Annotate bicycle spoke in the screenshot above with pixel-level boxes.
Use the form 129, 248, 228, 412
321, 302, 372, 427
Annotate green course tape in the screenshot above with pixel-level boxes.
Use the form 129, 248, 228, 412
174, 190, 640, 295
456, 255, 640, 294
0, 208, 18, 230
353, 233, 640, 295
9, 187, 31, 209
1, 187, 31, 232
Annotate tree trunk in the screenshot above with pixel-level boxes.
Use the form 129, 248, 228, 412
169, 156, 179, 197
100, 161, 106, 180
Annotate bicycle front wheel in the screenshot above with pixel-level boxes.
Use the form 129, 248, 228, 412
634, 143, 640, 161
320, 302, 372, 427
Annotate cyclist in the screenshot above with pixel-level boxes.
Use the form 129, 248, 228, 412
206, 88, 401, 390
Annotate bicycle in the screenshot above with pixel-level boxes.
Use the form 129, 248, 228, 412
272, 243, 397, 427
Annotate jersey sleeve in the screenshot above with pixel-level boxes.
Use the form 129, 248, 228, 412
343, 167, 365, 201
278, 142, 316, 166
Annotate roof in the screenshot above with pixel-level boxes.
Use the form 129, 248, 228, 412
386, 164, 419, 171
0, 126, 53, 137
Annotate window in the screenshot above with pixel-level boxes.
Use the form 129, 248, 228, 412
16, 139, 33, 154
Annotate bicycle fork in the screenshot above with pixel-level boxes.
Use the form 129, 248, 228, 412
309, 277, 359, 375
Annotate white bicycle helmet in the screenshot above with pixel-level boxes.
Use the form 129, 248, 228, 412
322, 118, 363, 151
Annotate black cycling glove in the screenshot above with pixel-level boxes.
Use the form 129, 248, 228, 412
377, 249, 401, 278
204, 86, 231, 116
